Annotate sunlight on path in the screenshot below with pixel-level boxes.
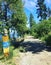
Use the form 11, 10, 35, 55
19, 51, 51, 65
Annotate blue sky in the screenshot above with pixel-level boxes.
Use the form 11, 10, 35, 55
23, 0, 51, 23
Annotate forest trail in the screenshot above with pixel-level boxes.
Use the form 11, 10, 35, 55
19, 50, 51, 65
15, 36, 51, 65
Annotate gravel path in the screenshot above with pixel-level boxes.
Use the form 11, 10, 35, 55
19, 51, 51, 65
19, 37, 51, 65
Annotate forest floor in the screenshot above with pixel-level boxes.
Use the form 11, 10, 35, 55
0, 36, 51, 65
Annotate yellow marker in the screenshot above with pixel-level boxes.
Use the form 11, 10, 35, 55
3, 47, 9, 53
2, 36, 9, 42
3, 47, 9, 57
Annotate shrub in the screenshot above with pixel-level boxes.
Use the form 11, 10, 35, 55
36, 20, 51, 37
45, 32, 51, 46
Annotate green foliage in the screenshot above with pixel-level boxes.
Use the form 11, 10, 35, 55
10, 0, 27, 36
0, 0, 27, 36
36, 19, 51, 37
36, 17, 51, 46
45, 32, 51, 46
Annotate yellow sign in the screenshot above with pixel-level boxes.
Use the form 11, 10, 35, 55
2, 36, 9, 42
3, 47, 9, 54
3, 47, 9, 57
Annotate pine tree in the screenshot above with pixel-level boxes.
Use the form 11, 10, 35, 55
29, 13, 36, 35
36, 0, 47, 21
10, 0, 27, 36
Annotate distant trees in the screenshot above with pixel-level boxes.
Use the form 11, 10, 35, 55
29, 13, 37, 37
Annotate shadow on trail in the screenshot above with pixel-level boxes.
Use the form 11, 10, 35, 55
11, 39, 51, 53
20, 41, 46, 53
45, 46, 51, 52
11, 39, 24, 49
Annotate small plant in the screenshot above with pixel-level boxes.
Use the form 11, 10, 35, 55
19, 46, 25, 52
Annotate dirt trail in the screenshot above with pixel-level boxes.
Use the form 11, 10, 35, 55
19, 51, 51, 65
18, 36, 51, 65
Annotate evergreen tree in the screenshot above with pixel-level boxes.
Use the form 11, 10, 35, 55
36, 0, 47, 21
29, 13, 36, 35
10, 0, 27, 36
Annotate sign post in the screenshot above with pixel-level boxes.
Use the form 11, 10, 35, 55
2, 28, 10, 57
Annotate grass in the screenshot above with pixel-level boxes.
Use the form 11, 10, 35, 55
0, 46, 21, 65
13, 47, 20, 57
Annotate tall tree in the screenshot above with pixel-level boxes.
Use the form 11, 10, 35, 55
10, 0, 27, 36
29, 13, 36, 35
36, 0, 47, 21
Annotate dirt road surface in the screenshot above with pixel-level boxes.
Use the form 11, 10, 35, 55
16, 37, 51, 65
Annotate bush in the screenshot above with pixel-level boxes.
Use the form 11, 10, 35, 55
45, 32, 51, 46
36, 20, 51, 37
